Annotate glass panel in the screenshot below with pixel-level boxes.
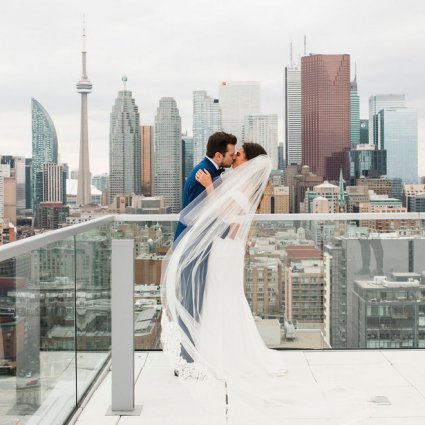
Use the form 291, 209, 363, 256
75, 223, 112, 401
0, 236, 76, 425
125, 216, 424, 352
112, 219, 176, 351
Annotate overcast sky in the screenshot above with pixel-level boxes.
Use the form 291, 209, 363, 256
0, 0, 424, 176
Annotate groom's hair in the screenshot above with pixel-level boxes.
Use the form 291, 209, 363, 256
206, 132, 237, 158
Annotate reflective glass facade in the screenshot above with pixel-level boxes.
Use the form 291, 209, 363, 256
378, 107, 418, 184
192, 91, 221, 165
301, 54, 350, 181
109, 90, 141, 202
31, 99, 58, 213
154, 97, 182, 213
349, 145, 387, 184
285, 64, 302, 165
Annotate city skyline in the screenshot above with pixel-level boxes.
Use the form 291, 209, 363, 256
0, 0, 425, 176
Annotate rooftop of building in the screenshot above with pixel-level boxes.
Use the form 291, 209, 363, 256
69, 350, 425, 425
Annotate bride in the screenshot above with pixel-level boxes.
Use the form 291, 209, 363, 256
160, 143, 375, 424
161, 142, 287, 379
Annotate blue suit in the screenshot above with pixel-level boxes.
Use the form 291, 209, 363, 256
174, 157, 223, 362
174, 157, 223, 241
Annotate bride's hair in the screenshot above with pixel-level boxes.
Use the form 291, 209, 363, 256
242, 142, 267, 160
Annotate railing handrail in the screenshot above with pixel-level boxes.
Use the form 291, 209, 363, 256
0, 215, 114, 262
116, 212, 425, 222
1, 212, 424, 263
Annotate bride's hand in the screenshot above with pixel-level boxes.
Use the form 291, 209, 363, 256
195, 169, 212, 188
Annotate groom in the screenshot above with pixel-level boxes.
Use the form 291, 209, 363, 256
174, 131, 237, 241
174, 131, 237, 364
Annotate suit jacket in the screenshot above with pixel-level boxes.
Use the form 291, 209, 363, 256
174, 157, 222, 242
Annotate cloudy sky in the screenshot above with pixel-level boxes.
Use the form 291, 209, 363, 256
0, 0, 424, 176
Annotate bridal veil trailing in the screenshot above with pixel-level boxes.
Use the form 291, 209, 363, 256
160, 154, 375, 424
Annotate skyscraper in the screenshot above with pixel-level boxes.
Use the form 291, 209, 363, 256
193, 91, 221, 164
285, 63, 302, 166
368, 94, 405, 146
182, 135, 194, 191
109, 78, 141, 202
360, 119, 369, 144
243, 113, 278, 168
350, 73, 360, 145
378, 107, 418, 183
0, 156, 26, 212
31, 98, 58, 214
301, 54, 350, 181
219, 81, 260, 143
76, 25, 92, 206
25, 158, 32, 210
154, 97, 182, 213
140, 125, 153, 196
0, 164, 10, 220
278, 143, 285, 171
42, 163, 65, 203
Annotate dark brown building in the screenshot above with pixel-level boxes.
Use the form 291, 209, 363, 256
141, 125, 154, 196
302, 54, 350, 181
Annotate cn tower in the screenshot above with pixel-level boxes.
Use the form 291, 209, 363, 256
76, 21, 92, 205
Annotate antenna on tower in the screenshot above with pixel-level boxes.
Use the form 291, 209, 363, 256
304, 34, 307, 56
122, 75, 128, 91
82, 14, 86, 52
290, 41, 293, 66
354, 61, 357, 80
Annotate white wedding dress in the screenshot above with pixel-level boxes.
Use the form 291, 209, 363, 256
161, 156, 374, 424
197, 236, 287, 379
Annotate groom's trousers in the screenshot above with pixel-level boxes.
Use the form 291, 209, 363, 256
178, 243, 212, 363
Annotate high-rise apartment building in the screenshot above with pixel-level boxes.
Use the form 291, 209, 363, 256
193, 91, 221, 164
245, 256, 282, 317
0, 156, 26, 213
76, 27, 92, 206
140, 125, 153, 196
353, 275, 425, 349
368, 94, 405, 146
284, 257, 325, 323
31, 98, 58, 214
350, 75, 360, 145
378, 107, 418, 184
301, 54, 350, 181
285, 63, 302, 166
219, 81, 260, 143
109, 82, 141, 202
42, 163, 65, 203
243, 113, 278, 168
324, 236, 425, 349
154, 97, 182, 213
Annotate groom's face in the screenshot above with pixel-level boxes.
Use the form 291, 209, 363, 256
220, 144, 236, 168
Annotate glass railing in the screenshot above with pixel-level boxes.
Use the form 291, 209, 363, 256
0, 216, 113, 425
0, 212, 424, 424
117, 212, 425, 351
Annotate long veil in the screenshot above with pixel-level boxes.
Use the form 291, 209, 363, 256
161, 154, 272, 375
160, 154, 376, 425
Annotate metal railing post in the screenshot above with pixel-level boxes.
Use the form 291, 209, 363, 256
106, 239, 142, 416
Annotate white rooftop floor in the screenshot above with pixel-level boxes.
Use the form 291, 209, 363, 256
74, 350, 425, 425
